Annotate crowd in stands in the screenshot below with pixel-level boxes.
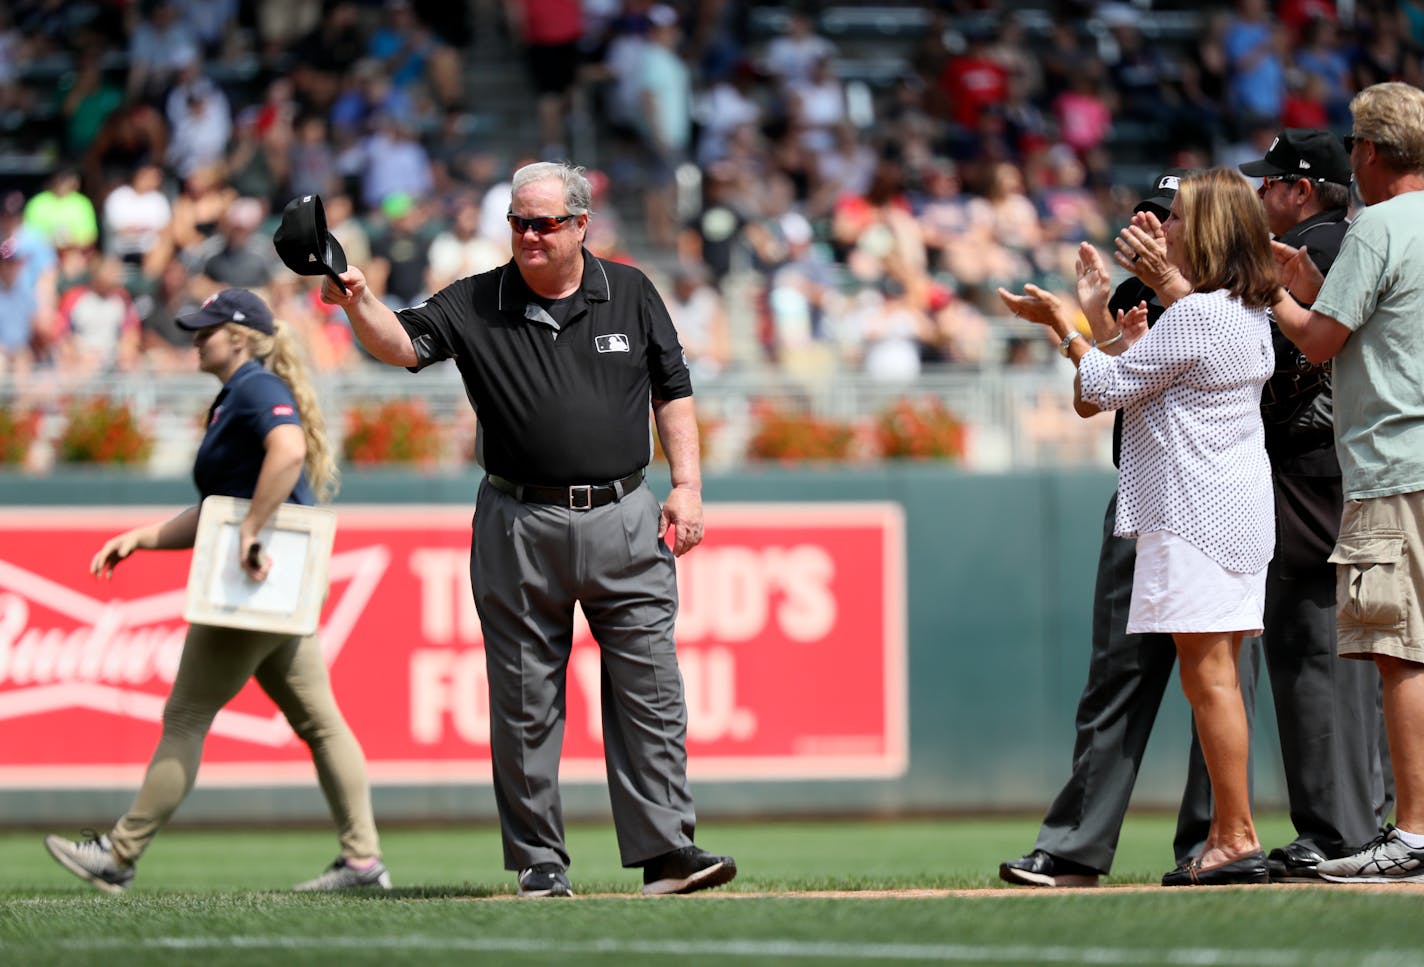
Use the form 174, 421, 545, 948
1, 0, 1423, 388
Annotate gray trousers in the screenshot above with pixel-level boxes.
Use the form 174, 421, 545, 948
1035, 491, 1258, 872
471, 478, 696, 872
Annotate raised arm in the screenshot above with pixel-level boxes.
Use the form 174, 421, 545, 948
321, 267, 418, 367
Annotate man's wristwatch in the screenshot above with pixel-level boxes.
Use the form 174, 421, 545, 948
1059, 330, 1084, 357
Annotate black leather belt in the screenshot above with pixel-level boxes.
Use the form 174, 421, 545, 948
487, 468, 645, 510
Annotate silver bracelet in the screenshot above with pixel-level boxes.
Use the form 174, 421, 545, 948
1094, 331, 1125, 349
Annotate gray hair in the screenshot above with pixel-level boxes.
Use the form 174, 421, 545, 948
1351, 82, 1424, 173
511, 161, 595, 216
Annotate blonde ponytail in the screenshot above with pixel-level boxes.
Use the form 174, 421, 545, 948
235, 321, 341, 503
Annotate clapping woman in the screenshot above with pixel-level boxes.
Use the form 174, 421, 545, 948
1000, 168, 1277, 886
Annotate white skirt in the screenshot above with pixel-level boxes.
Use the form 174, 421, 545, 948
1127, 530, 1266, 636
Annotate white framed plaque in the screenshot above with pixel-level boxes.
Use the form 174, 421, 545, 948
182, 495, 337, 636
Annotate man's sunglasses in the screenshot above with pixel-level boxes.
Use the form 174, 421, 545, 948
1344, 135, 1364, 153
1259, 175, 1304, 192
507, 213, 578, 234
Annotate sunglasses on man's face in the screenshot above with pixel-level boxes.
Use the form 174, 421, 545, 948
507, 213, 578, 234
1344, 135, 1362, 153
1259, 175, 1303, 192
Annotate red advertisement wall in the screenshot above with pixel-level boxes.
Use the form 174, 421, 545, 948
0, 503, 906, 788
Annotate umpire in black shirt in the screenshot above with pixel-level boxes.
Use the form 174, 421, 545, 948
1238, 129, 1389, 880
322, 161, 736, 898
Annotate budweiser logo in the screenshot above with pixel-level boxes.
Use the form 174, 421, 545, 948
0, 547, 390, 745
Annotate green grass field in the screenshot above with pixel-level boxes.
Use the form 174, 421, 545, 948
2, 814, 1420, 966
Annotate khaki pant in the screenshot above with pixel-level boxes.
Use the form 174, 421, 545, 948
108, 622, 380, 865
1332, 491, 1424, 663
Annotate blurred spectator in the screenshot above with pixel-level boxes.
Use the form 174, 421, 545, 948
0, 237, 39, 375
936, 26, 1009, 134
1223, 0, 1287, 126
761, 10, 835, 89
765, 215, 842, 368
189, 196, 275, 291
254, 0, 322, 55
166, 163, 235, 258
227, 106, 293, 211
288, 114, 340, 199
56, 43, 125, 158
830, 156, 928, 287
83, 98, 169, 207
666, 262, 731, 381
426, 193, 504, 291
1293, 16, 1353, 126
691, 62, 763, 168
1053, 73, 1113, 160
289, 1, 368, 115
1352, 17, 1423, 90
367, 0, 462, 110
636, 4, 692, 248
679, 166, 748, 285
102, 163, 171, 279
23, 168, 99, 251
358, 113, 434, 212
810, 122, 877, 218
786, 55, 846, 154
1281, 71, 1331, 129
0, 191, 59, 357
370, 192, 434, 308
132, 255, 200, 371
509, 0, 585, 156
850, 279, 937, 383
51, 254, 141, 374
426, 110, 485, 195
164, 59, 234, 179
1102, 5, 1165, 123
127, 0, 201, 103
179, 0, 238, 60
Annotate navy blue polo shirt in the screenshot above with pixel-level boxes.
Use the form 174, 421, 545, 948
395, 251, 693, 486
193, 360, 314, 505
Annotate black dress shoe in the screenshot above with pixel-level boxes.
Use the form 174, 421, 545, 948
1161, 850, 1269, 887
1267, 842, 1325, 882
999, 849, 1101, 887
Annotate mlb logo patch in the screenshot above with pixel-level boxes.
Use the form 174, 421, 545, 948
272, 404, 294, 417
595, 333, 631, 353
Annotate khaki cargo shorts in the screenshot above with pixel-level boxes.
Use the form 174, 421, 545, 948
1330, 491, 1424, 662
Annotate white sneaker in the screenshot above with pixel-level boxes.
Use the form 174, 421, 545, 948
1318, 826, 1424, 883
44, 831, 135, 894
294, 857, 392, 891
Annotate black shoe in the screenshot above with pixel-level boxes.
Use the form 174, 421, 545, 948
1267, 842, 1325, 883
642, 845, 737, 895
517, 863, 574, 897
1161, 850, 1269, 887
998, 850, 1101, 887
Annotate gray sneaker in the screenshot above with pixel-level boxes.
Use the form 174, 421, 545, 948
294, 857, 392, 891
1318, 826, 1424, 883
44, 831, 134, 894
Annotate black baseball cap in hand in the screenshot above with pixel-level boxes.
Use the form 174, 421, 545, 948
273, 194, 349, 292
1238, 129, 1352, 186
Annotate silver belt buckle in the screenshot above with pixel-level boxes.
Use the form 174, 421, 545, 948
569, 485, 592, 510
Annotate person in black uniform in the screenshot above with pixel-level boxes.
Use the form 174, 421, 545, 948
321, 161, 736, 899
1236, 129, 1389, 880
996, 171, 1250, 887
43, 289, 390, 893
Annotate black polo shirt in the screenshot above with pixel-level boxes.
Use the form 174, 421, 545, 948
395, 249, 693, 486
193, 360, 314, 505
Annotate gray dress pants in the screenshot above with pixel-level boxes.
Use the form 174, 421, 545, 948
471, 478, 696, 872
1034, 491, 1259, 872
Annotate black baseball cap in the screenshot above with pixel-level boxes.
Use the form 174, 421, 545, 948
176, 288, 274, 334
1238, 129, 1351, 185
273, 193, 348, 290
1135, 169, 1187, 216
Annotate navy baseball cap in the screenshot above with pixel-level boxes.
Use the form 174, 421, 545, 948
176, 289, 274, 334
1239, 129, 1351, 185
1135, 169, 1187, 216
